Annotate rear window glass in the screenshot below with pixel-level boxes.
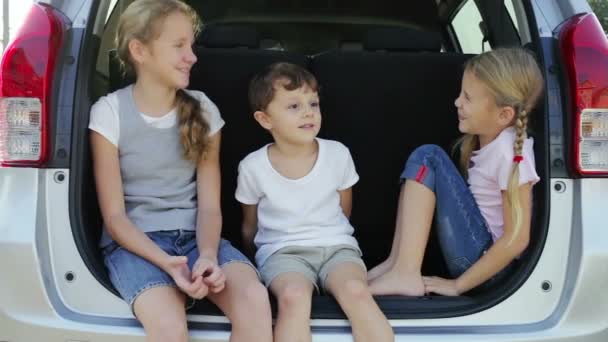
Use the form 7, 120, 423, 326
451, 0, 490, 54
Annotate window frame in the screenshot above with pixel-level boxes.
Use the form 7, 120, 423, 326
448, 0, 522, 54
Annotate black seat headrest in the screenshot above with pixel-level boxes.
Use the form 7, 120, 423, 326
198, 25, 260, 48
363, 27, 442, 52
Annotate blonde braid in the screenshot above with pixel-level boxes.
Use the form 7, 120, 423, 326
175, 89, 210, 164
506, 107, 529, 245
513, 107, 528, 157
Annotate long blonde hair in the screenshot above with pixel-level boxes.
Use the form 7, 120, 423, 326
115, 0, 210, 164
456, 48, 543, 244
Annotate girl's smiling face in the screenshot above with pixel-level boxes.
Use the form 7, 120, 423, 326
455, 70, 512, 147
138, 11, 198, 89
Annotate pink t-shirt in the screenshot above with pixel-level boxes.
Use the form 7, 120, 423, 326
467, 127, 540, 241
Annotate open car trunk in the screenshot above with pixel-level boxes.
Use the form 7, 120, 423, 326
69, 0, 549, 319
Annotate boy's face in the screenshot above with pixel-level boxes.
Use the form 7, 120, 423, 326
255, 82, 321, 145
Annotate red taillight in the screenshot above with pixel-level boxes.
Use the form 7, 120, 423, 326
0, 4, 67, 167
559, 13, 608, 176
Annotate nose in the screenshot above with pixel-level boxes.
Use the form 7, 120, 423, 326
304, 104, 318, 117
454, 94, 461, 108
186, 46, 197, 64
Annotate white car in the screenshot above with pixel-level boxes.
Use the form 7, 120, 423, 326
1, 0, 607, 341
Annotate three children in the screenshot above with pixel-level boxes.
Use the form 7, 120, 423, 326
92, 2, 543, 337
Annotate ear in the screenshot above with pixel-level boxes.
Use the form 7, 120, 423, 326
253, 110, 273, 130
498, 106, 516, 126
128, 39, 148, 65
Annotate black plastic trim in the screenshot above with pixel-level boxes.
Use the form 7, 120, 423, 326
69, 0, 119, 297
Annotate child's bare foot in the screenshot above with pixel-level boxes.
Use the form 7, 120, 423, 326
368, 271, 425, 296
367, 259, 393, 281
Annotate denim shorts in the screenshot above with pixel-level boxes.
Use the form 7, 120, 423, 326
102, 230, 257, 311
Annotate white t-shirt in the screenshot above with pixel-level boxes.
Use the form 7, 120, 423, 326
88, 86, 225, 146
468, 126, 540, 241
236, 138, 361, 267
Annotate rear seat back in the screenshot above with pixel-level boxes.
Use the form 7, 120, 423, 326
196, 24, 260, 49
311, 32, 473, 267
363, 27, 442, 52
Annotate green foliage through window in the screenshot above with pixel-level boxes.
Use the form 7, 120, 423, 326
588, 0, 608, 35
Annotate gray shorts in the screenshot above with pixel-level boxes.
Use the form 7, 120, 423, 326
259, 245, 366, 292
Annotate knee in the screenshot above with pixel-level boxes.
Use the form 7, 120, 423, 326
227, 281, 272, 334
277, 283, 312, 309
406, 144, 447, 167
144, 315, 188, 342
335, 279, 370, 301
418, 144, 444, 154
237, 281, 271, 312
411, 144, 444, 160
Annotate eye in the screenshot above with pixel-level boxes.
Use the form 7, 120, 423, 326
310, 101, 319, 108
288, 103, 299, 110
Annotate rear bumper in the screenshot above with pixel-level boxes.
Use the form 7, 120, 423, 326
3, 314, 608, 342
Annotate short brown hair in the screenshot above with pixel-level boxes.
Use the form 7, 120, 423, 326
248, 62, 319, 111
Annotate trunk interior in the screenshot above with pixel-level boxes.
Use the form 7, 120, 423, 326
70, 0, 549, 319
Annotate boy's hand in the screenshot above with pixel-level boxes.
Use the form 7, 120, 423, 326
165, 256, 209, 299
193, 256, 226, 293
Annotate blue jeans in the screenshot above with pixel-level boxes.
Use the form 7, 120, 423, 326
102, 230, 257, 311
400, 145, 494, 278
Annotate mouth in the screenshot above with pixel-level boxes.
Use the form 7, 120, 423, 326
299, 124, 316, 129
177, 67, 190, 77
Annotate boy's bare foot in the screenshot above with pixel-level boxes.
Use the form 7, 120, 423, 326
368, 271, 425, 296
367, 259, 393, 281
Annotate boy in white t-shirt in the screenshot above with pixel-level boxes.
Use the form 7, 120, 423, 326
236, 63, 393, 342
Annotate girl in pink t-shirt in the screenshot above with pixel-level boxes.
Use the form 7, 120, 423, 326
368, 48, 544, 296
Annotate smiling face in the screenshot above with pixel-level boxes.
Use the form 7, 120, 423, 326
136, 11, 197, 90
454, 70, 512, 146
255, 81, 322, 146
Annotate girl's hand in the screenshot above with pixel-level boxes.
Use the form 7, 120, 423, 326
422, 276, 462, 296
192, 256, 226, 294
165, 256, 209, 299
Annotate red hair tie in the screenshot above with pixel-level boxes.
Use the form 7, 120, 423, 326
513, 155, 524, 163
